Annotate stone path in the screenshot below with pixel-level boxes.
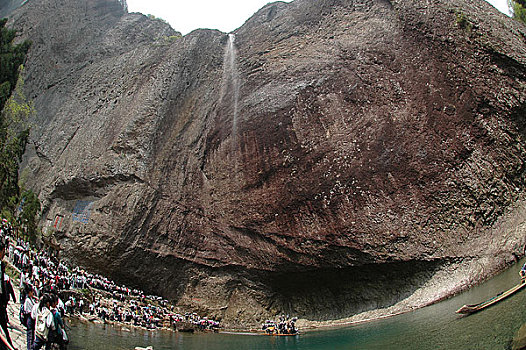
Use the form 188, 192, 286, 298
4, 263, 27, 350
6, 292, 27, 350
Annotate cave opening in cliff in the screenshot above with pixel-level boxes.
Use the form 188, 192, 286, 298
263, 259, 444, 321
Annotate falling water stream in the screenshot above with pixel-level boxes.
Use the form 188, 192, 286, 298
219, 33, 240, 149
68, 258, 526, 349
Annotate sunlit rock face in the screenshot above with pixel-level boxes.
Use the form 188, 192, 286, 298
5, 0, 526, 326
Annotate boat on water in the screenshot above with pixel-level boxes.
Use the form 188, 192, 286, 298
261, 317, 299, 336
456, 279, 526, 314
261, 326, 299, 336
262, 330, 300, 336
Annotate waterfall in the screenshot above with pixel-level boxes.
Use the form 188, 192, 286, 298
220, 33, 240, 149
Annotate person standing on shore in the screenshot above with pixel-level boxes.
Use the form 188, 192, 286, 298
0, 241, 14, 349
33, 294, 54, 350
23, 286, 37, 350
48, 295, 67, 350
19, 266, 29, 302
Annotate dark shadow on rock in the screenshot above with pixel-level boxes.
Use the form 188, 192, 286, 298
263, 259, 444, 321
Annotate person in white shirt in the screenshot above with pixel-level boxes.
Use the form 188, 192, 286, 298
32, 264, 39, 281
22, 251, 28, 268
19, 267, 28, 289
57, 297, 65, 317
19, 266, 30, 302
33, 294, 55, 350
23, 285, 37, 350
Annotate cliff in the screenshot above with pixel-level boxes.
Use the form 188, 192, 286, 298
4, 0, 526, 327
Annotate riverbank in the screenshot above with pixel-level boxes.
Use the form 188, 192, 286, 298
293, 254, 522, 331
5, 253, 522, 344
3, 218, 523, 342
0, 215, 221, 347
5, 255, 520, 350
282, 198, 526, 332
66, 257, 526, 350
63, 255, 521, 336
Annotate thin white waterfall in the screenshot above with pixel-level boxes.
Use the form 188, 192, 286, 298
220, 33, 240, 148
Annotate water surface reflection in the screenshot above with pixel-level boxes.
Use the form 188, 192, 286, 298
69, 258, 526, 349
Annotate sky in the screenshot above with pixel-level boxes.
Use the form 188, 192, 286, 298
126, 0, 512, 35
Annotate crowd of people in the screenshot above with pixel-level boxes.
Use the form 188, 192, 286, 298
261, 315, 298, 335
1, 219, 69, 350
0, 218, 221, 349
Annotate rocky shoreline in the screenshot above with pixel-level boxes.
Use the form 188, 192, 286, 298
3, 250, 525, 350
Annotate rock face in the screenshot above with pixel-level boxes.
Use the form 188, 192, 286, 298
5, 0, 526, 327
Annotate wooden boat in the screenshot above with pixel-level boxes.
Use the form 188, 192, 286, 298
456, 280, 526, 314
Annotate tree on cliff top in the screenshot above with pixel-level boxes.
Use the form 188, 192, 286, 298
509, 0, 526, 24
0, 18, 38, 239
0, 18, 30, 111
0, 67, 34, 213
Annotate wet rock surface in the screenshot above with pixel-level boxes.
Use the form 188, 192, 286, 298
4, 0, 526, 327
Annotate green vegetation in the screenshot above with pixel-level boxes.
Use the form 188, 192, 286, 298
147, 14, 169, 25
0, 18, 31, 111
0, 18, 40, 240
18, 188, 41, 243
455, 11, 474, 32
162, 35, 181, 44
509, 0, 526, 24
